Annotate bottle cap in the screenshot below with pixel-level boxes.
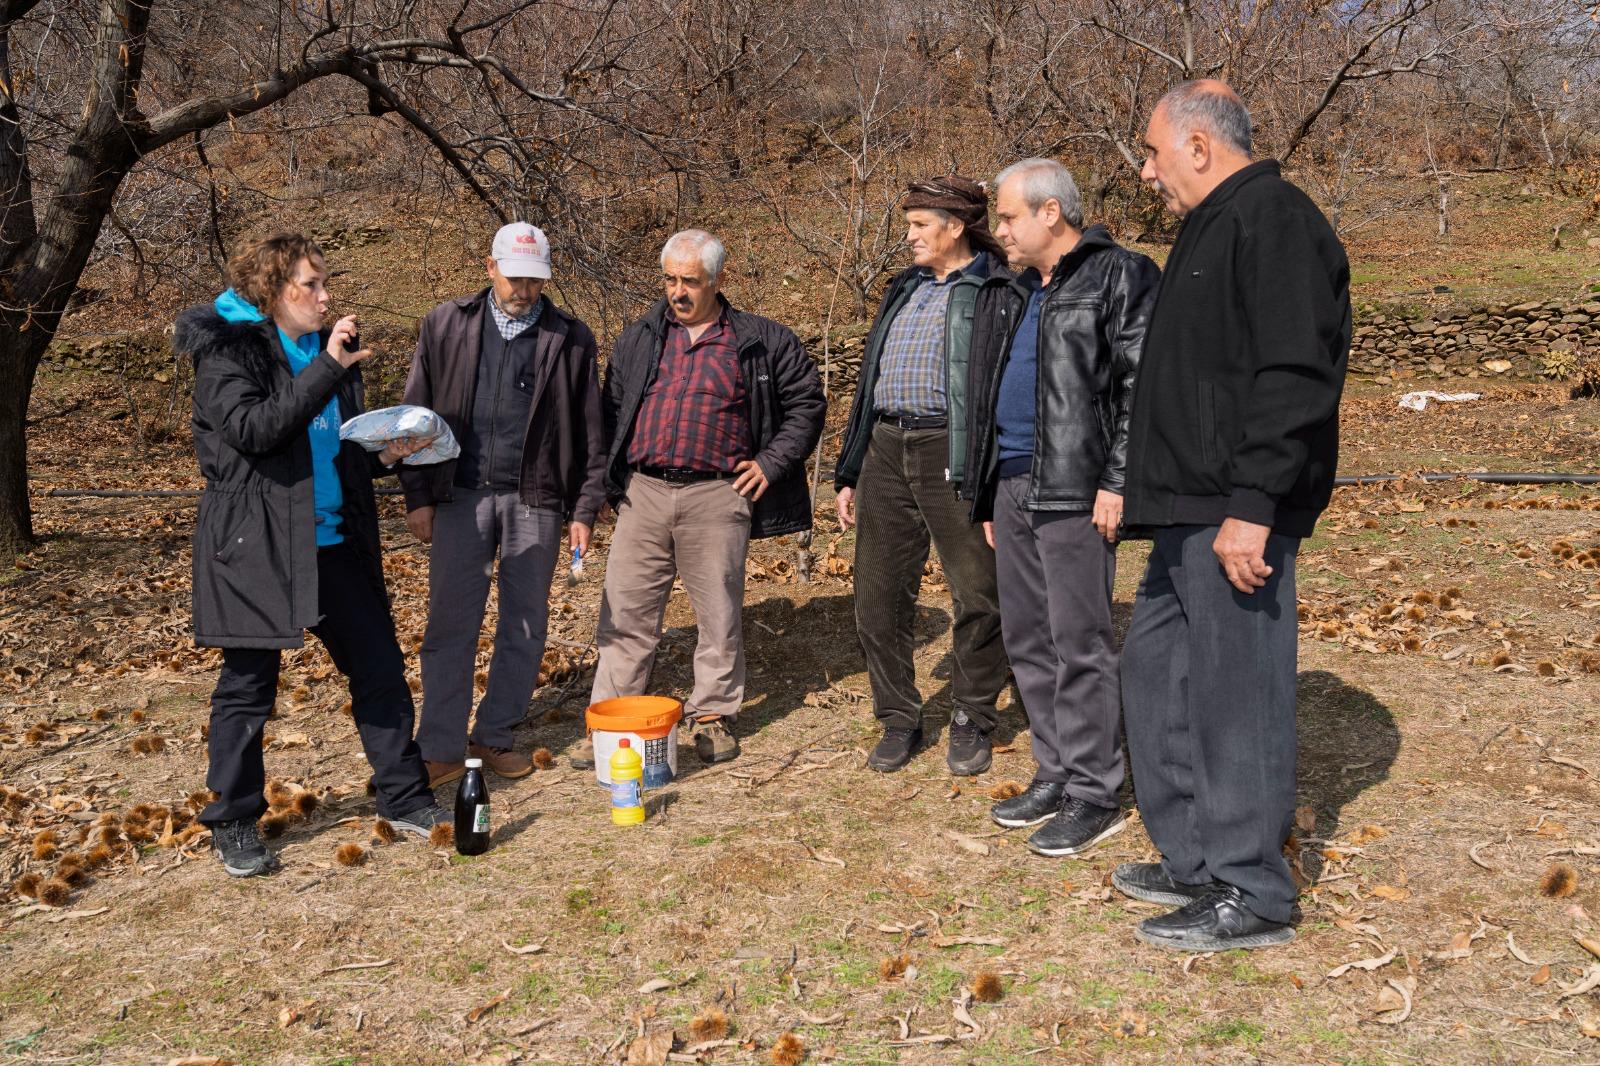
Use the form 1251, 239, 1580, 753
464, 758, 484, 769
618, 738, 631, 748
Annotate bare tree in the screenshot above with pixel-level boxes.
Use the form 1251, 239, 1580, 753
0, 0, 677, 553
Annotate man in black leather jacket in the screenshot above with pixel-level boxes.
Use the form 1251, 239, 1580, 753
962, 158, 1159, 857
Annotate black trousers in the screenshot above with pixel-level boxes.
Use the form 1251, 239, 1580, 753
1121, 525, 1301, 923
200, 542, 433, 825
853, 422, 1007, 732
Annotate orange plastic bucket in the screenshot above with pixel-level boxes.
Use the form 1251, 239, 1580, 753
586, 696, 682, 786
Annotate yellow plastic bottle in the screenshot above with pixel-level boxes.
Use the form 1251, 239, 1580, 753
609, 738, 646, 826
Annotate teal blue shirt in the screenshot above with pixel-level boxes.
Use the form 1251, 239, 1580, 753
213, 289, 344, 546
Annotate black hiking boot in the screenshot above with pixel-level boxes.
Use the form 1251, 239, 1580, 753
212, 818, 280, 878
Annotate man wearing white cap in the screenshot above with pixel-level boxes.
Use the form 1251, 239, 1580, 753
398, 222, 607, 785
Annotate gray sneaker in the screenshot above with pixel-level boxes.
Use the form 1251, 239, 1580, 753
212, 818, 280, 878
389, 803, 451, 840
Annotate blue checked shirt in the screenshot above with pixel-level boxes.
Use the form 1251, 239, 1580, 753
871, 264, 969, 416
488, 294, 543, 341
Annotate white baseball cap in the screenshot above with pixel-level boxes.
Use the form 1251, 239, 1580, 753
491, 222, 552, 279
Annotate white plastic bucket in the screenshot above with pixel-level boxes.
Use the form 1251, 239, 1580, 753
586, 696, 682, 788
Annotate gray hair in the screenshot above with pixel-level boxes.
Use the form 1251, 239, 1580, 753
993, 158, 1085, 229
660, 229, 727, 281
1157, 81, 1252, 156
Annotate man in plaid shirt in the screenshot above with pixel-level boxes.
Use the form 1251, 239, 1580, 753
580, 229, 824, 767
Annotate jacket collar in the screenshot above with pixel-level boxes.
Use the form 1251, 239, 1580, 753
1189, 159, 1280, 215
451, 286, 575, 328
1000, 224, 1119, 295
644, 292, 749, 346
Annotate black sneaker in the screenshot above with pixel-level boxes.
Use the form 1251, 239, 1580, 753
1025, 797, 1125, 857
946, 712, 991, 776
867, 727, 922, 772
1134, 885, 1295, 952
212, 818, 280, 878
389, 803, 451, 840
991, 780, 1066, 828
1112, 862, 1223, 906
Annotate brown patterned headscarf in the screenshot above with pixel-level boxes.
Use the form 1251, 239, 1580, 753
902, 176, 1005, 261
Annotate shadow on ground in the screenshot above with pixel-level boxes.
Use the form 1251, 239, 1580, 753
1295, 668, 1402, 879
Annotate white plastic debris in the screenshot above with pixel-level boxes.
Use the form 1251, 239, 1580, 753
1397, 390, 1481, 412
339, 405, 459, 465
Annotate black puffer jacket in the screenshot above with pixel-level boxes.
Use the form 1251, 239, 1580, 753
175, 306, 393, 649
962, 226, 1160, 522
601, 296, 826, 539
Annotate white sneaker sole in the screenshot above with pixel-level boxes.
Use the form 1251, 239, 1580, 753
991, 808, 1058, 829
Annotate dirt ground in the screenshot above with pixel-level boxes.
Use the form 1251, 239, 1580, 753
2, 375, 1599, 1065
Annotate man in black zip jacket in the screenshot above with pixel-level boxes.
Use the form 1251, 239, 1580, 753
1112, 81, 1350, 952
962, 158, 1159, 859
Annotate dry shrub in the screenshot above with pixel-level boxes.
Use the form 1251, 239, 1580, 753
689, 1007, 729, 1042
878, 954, 910, 981
972, 970, 1003, 1003
264, 780, 296, 809
85, 845, 113, 868
90, 707, 112, 722
1542, 863, 1579, 898
1402, 636, 1422, 653
1535, 661, 1557, 677
532, 747, 555, 770
372, 818, 397, 845
429, 823, 454, 848
291, 791, 320, 817
1490, 651, 1513, 668
259, 813, 291, 839
13, 873, 41, 898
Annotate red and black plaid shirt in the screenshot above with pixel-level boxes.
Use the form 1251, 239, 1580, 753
627, 313, 751, 473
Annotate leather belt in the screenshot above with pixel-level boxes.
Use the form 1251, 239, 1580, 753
634, 464, 734, 484
877, 413, 948, 430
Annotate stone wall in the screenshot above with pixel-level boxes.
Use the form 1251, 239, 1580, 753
1353, 299, 1599, 381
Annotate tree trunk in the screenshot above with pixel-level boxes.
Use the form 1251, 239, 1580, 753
0, 324, 47, 553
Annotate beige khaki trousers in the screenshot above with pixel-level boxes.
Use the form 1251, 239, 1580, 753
590, 474, 752, 719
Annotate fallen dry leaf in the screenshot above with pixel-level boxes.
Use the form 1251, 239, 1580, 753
1560, 965, 1600, 999
465, 991, 508, 1023
1374, 976, 1416, 1024
940, 830, 991, 857
1370, 885, 1412, 902
1328, 946, 1398, 978
625, 1030, 673, 1066
501, 940, 545, 956
1533, 964, 1552, 986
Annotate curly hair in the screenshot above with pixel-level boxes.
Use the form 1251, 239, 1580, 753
227, 233, 325, 317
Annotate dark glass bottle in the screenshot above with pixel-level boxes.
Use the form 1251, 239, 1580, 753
454, 757, 491, 856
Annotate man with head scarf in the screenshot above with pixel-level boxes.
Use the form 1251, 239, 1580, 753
834, 176, 1010, 775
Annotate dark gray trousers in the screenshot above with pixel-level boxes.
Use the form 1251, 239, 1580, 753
853, 422, 1006, 732
416, 488, 561, 761
992, 477, 1122, 805
1121, 524, 1300, 923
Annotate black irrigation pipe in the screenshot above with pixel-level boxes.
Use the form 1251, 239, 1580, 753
43, 473, 1599, 499
1334, 472, 1599, 486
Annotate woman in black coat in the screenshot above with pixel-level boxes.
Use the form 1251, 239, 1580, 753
175, 233, 448, 877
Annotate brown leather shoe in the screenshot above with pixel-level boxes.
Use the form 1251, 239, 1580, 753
425, 760, 465, 789
690, 716, 740, 764
467, 744, 533, 779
